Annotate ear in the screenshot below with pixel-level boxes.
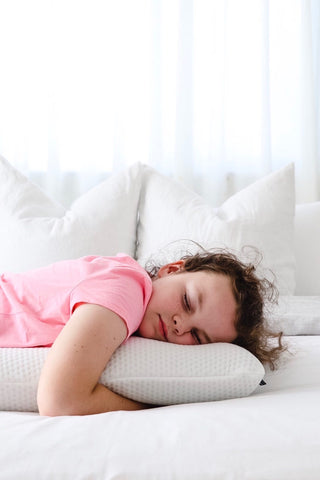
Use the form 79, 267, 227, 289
157, 260, 185, 278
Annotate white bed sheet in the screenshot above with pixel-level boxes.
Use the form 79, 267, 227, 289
0, 336, 319, 480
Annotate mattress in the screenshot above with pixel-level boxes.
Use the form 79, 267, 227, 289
0, 335, 319, 480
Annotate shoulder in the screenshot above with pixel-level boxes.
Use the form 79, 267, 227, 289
70, 255, 152, 310
86, 254, 151, 284
75, 254, 145, 271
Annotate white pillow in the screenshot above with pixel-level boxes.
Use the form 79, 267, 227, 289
294, 202, 320, 295
0, 156, 142, 272
137, 164, 295, 294
0, 338, 265, 411
266, 296, 320, 335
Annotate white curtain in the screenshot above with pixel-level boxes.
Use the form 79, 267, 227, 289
0, 0, 319, 206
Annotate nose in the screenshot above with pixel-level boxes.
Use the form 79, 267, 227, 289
172, 314, 190, 336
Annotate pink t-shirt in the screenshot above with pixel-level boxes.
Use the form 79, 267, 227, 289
0, 255, 152, 347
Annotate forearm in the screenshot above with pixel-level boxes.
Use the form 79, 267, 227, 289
38, 382, 149, 416
88, 383, 150, 414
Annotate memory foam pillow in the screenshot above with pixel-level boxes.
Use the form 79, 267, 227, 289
137, 164, 295, 294
0, 338, 265, 411
0, 156, 142, 272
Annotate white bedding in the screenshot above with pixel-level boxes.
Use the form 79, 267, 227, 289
0, 335, 319, 480
0, 161, 319, 479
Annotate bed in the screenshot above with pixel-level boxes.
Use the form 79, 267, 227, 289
0, 156, 319, 479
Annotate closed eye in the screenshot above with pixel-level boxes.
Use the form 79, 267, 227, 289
183, 293, 191, 311
191, 328, 201, 345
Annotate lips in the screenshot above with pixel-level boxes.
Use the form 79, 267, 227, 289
159, 316, 168, 341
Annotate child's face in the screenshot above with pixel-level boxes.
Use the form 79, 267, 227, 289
138, 261, 238, 345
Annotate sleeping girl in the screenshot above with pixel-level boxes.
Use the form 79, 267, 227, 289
0, 249, 285, 416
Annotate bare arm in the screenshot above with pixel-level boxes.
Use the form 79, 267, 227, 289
37, 303, 147, 416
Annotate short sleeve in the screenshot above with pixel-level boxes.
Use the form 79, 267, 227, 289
69, 256, 152, 340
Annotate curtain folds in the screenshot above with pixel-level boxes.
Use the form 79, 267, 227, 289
0, 0, 319, 206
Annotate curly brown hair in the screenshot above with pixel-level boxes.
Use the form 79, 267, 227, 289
147, 248, 285, 370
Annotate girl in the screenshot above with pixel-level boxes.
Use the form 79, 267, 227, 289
0, 249, 284, 416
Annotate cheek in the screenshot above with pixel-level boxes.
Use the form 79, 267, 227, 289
170, 333, 195, 346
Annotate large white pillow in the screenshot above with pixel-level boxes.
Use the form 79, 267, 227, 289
0, 338, 265, 411
294, 202, 320, 295
267, 296, 320, 335
137, 164, 296, 294
0, 156, 142, 272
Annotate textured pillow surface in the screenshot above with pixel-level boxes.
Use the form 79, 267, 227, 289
137, 164, 295, 294
0, 156, 142, 272
0, 338, 265, 411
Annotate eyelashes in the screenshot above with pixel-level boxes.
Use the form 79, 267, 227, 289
191, 328, 201, 344
183, 293, 191, 311
183, 293, 201, 344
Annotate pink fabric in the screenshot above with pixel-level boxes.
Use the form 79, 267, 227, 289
0, 255, 152, 347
